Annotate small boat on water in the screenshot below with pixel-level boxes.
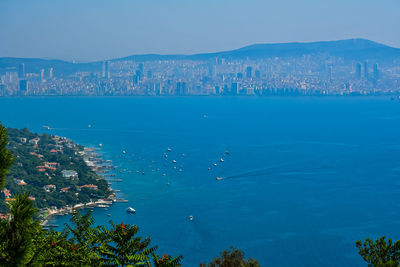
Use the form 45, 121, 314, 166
208, 167, 211, 170
167, 148, 172, 152
225, 150, 230, 155
220, 158, 224, 162
216, 177, 223, 181
122, 150, 126, 154
213, 163, 217, 167
42, 125, 51, 130
189, 215, 194, 221
167, 180, 170, 186
107, 214, 111, 217
99, 144, 103, 147
126, 207, 136, 214
88, 124, 92, 128
172, 160, 177, 163
164, 154, 168, 158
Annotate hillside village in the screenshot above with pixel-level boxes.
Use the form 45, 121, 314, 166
0, 127, 114, 216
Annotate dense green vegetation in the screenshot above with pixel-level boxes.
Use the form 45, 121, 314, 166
1, 127, 111, 212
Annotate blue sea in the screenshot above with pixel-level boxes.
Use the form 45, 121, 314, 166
1, 96, 400, 266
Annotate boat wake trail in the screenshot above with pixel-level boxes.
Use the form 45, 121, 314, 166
222, 161, 329, 180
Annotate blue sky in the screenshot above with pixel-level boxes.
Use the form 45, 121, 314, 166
0, 0, 399, 61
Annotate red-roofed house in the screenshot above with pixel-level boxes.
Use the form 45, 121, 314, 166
80, 184, 98, 190
43, 184, 56, 192
3, 189, 11, 198
60, 187, 70, 193
17, 180, 27, 186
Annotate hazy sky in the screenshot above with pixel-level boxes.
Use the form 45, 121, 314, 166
1, 0, 399, 61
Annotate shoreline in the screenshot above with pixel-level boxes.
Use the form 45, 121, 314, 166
40, 145, 119, 227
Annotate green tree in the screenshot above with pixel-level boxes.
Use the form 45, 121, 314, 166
29, 211, 101, 266
356, 237, 400, 267
0, 193, 39, 265
0, 122, 13, 189
151, 251, 183, 267
201, 247, 260, 267
96, 221, 157, 266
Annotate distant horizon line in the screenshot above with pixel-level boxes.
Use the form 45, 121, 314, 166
1, 37, 398, 63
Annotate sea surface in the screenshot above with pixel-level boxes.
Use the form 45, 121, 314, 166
1, 96, 400, 266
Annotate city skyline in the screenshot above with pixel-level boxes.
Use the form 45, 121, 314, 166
1, 0, 399, 61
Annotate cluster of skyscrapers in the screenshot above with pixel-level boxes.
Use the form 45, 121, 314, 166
1, 56, 399, 96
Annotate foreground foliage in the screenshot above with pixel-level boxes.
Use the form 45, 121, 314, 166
200, 246, 260, 267
0, 194, 183, 266
356, 237, 400, 267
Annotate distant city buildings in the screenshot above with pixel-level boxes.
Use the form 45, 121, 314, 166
18, 63, 25, 79
0, 56, 398, 97
355, 63, 362, 79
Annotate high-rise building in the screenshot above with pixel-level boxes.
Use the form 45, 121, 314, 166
255, 70, 261, 79
246, 66, 252, 79
40, 69, 45, 82
363, 61, 368, 79
231, 82, 239, 95
105, 61, 110, 79
215, 85, 220, 95
138, 63, 144, 73
102, 61, 106, 77
355, 63, 362, 79
132, 75, 139, 85
373, 63, 379, 80
18, 63, 25, 79
102, 61, 110, 79
19, 79, 28, 91
135, 70, 143, 80
49, 68, 54, 79
176, 82, 187, 95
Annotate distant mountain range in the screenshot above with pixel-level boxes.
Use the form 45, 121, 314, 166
1, 39, 399, 76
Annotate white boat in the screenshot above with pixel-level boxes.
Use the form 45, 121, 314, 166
208, 167, 211, 170
216, 177, 224, 181
88, 124, 92, 128
172, 160, 177, 163
42, 125, 50, 130
167, 148, 172, 152
220, 158, 224, 162
225, 150, 230, 155
122, 150, 126, 154
213, 163, 217, 167
99, 143, 103, 147
189, 215, 194, 221
126, 207, 136, 214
